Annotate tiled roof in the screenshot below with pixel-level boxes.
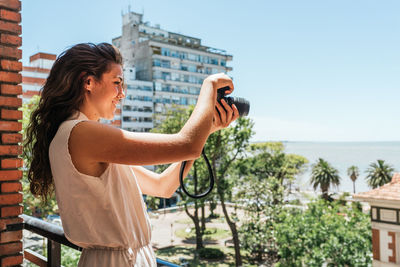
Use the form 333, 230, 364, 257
354, 173, 400, 201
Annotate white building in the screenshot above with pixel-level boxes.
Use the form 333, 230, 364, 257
112, 11, 233, 129
21, 52, 55, 102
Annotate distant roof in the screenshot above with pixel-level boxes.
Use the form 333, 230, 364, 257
354, 173, 400, 202
29, 52, 57, 62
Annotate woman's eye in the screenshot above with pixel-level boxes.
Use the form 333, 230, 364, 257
114, 82, 120, 85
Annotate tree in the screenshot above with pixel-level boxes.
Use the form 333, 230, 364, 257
310, 158, 340, 201
347, 165, 359, 194
235, 142, 308, 264
275, 199, 371, 266
200, 116, 254, 266
366, 159, 395, 189
151, 105, 210, 250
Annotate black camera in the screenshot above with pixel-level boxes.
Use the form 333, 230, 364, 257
217, 86, 250, 117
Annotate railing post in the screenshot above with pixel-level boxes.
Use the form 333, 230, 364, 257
47, 239, 61, 267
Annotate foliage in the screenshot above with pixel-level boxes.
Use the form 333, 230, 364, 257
310, 158, 340, 200
366, 159, 395, 188
237, 176, 284, 263
151, 104, 211, 250
235, 142, 307, 263
347, 165, 359, 193
61, 246, 81, 267
198, 247, 225, 260
21, 96, 58, 217
275, 199, 372, 267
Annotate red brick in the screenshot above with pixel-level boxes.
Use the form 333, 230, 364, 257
1, 182, 21, 192
1, 158, 22, 169
0, 9, 20, 22
0, 170, 22, 181
0, 205, 22, 217
0, 145, 21, 155
0, 33, 20, 46
0, 121, 21, 132
1, 254, 23, 266
0, 229, 22, 243
0, 193, 21, 205
0, 96, 21, 107
0, 46, 21, 60
0, 72, 21, 84
0, 217, 22, 231
0, 20, 20, 35
1, 109, 21, 119
0, 84, 21, 95
0, 0, 21, 11
0, 241, 22, 255
1, 133, 22, 143
0, 59, 21, 71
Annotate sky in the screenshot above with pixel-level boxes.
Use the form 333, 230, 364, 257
21, 0, 400, 142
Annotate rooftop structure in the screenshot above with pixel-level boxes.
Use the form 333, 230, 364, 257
112, 11, 233, 130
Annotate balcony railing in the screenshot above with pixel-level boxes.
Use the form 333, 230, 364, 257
18, 214, 180, 267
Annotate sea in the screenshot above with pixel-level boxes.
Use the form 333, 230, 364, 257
279, 141, 400, 194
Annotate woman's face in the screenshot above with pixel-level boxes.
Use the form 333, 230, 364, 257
86, 63, 125, 120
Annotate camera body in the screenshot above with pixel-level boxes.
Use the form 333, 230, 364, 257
217, 86, 250, 117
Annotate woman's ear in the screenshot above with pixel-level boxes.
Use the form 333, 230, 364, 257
84, 76, 95, 94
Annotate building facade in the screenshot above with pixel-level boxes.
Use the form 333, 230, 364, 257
354, 173, 400, 266
112, 11, 233, 130
21, 52, 54, 102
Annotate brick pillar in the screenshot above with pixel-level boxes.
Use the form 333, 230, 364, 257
0, 0, 23, 266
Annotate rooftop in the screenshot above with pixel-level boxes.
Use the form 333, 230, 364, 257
354, 173, 400, 202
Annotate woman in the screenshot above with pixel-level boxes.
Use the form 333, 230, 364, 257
25, 43, 238, 266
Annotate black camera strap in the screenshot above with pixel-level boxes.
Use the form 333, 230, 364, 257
179, 148, 214, 199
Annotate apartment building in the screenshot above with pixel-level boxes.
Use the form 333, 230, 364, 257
112, 11, 233, 130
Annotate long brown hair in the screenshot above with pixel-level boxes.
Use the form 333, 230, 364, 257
25, 43, 123, 202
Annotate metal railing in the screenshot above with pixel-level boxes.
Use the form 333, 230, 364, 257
17, 214, 180, 267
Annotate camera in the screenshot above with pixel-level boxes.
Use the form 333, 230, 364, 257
217, 86, 250, 117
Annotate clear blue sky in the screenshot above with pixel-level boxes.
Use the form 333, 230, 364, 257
21, 0, 400, 142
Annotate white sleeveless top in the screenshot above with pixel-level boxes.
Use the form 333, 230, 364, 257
49, 112, 156, 266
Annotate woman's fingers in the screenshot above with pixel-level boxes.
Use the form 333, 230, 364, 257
220, 99, 233, 126
215, 100, 227, 124
232, 104, 240, 122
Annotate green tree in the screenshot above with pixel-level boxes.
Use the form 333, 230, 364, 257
151, 105, 210, 250
366, 159, 395, 189
275, 199, 371, 266
347, 165, 359, 194
235, 142, 307, 264
205, 117, 254, 266
310, 158, 340, 201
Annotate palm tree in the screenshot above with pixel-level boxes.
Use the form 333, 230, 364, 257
366, 159, 395, 189
310, 158, 341, 201
347, 166, 359, 194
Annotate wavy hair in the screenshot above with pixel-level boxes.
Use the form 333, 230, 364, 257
25, 43, 123, 202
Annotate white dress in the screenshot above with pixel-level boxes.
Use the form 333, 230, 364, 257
49, 112, 156, 266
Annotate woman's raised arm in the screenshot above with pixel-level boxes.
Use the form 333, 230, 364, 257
69, 73, 234, 167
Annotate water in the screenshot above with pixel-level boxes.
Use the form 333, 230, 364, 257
282, 141, 400, 194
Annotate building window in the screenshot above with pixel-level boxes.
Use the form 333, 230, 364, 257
210, 58, 219, 65
162, 48, 170, 56
161, 60, 170, 68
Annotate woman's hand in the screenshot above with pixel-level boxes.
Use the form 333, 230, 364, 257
204, 73, 234, 95
210, 99, 240, 134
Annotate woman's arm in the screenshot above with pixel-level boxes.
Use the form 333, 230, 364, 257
69, 73, 234, 167
132, 98, 239, 198
131, 161, 194, 198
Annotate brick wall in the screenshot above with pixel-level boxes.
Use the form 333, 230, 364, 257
0, 0, 23, 266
